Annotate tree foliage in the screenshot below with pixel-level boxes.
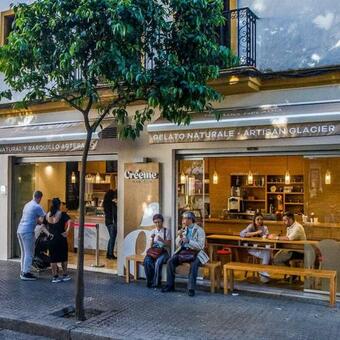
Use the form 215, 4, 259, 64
0, 0, 237, 320
0, 0, 237, 134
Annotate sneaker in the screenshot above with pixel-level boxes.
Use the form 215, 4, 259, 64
188, 289, 195, 297
20, 272, 37, 281
62, 275, 71, 282
260, 275, 270, 283
51, 276, 63, 283
161, 285, 175, 293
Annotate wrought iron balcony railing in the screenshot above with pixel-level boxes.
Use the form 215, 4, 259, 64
218, 7, 258, 68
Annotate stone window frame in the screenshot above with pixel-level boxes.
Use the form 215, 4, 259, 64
0, 9, 15, 46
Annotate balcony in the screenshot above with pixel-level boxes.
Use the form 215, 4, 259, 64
218, 7, 258, 68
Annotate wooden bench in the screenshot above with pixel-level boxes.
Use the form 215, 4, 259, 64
125, 254, 145, 283
204, 261, 222, 293
125, 254, 221, 293
223, 262, 337, 306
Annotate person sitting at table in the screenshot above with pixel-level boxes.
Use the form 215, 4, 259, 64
240, 212, 271, 283
268, 211, 306, 276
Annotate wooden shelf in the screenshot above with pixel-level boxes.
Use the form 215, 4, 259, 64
243, 199, 265, 202
242, 186, 265, 188
267, 182, 304, 185
285, 192, 304, 195
267, 192, 284, 194
285, 203, 304, 205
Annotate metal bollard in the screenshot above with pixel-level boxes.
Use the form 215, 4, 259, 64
91, 224, 105, 268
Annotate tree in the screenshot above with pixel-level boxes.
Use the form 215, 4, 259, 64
0, 0, 237, 320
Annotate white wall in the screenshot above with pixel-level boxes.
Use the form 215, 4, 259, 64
0, 155, 10, 260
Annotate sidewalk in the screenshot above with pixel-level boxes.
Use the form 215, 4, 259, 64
0, 260, 339, 340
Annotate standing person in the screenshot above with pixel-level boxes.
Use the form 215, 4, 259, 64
44, 198, 72, 283
17, 191, 48, 280
240, 212, 271, 283
268, 211, 306, 266
103, 189, 118, 260
143, 214, 171, 288
162, 211, 209, 297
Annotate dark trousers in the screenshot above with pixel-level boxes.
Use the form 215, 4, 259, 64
106, 223, 117, 257
144, 253, 169, 286
166, 254, 201, 290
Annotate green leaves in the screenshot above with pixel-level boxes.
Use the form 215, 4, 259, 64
0, 0, 237, 139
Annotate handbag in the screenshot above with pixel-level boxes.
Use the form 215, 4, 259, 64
177, 248, 198, 263
146, 228, 167, 260
146, 247, 165, 259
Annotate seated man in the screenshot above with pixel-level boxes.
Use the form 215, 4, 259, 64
162, 211, 208, 297
268, 211, 306, 267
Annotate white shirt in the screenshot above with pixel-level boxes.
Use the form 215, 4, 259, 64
150, 227, 171, 248
287, 221, 306, 240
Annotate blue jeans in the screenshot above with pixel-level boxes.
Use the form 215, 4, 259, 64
17, 232, 35, 274
144, 253, 169, 286
166, 254, 201, 290
106, 223, 117, 257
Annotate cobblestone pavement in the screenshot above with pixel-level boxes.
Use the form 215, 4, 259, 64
0, 329, 51, 339
0, 260, 339, 340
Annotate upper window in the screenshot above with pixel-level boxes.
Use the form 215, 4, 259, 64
1, 10, 15, 45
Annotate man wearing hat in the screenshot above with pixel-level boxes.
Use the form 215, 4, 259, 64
162, 211, 208, 297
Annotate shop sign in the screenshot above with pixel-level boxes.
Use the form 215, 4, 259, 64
123, 162, 160, 264
0, 140, 98, 154
124, 169, 159, 181
149, 121, 339, 144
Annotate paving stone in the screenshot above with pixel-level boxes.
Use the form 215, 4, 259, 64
0, 329, 51, 339
0, 260, 339, 340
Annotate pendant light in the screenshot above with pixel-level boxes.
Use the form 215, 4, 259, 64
325, 159, 331, 185
325, 170, 331, 185
71, 171, 76, 184
180, 171, 186, 184
247, 157, 253, 185
212, 158, 219, 184
285, 156, 291, 185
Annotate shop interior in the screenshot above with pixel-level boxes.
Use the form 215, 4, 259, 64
178, 155, 340, 292
12, 160, 118, 273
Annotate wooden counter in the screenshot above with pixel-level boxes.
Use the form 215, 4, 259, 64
204, 218, 340, 241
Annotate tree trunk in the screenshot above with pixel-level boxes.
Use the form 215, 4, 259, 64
75, 130, 93, 321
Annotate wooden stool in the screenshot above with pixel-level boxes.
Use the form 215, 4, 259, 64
245, 255, 261, 278
125, 254, 145, 283
204, 261, 222, 293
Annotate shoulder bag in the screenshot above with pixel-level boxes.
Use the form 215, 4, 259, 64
146, 228, 167, 260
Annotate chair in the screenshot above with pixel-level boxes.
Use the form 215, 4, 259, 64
317, 239, 340, 292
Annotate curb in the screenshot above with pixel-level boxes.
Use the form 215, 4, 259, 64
0, 316, 70, 339
0, 316, 119, 340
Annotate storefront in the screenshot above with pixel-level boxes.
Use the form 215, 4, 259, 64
2, 84, 340, 298
0, 109, 120, 273
144, 97, 340, 295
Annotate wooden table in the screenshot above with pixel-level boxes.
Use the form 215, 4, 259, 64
207, 234, 318, 260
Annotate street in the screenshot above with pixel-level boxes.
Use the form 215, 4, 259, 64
0, 261, 339, 339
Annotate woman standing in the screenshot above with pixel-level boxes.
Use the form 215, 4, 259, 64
44, 198, 72, 283
143, 214, 171, 288
240, 212, 271, 282
103, 189, 118, 260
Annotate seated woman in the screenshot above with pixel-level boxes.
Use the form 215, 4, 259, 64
143, 214, 171, 288
44, 198, 72, 283
240, 212, 271, 283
